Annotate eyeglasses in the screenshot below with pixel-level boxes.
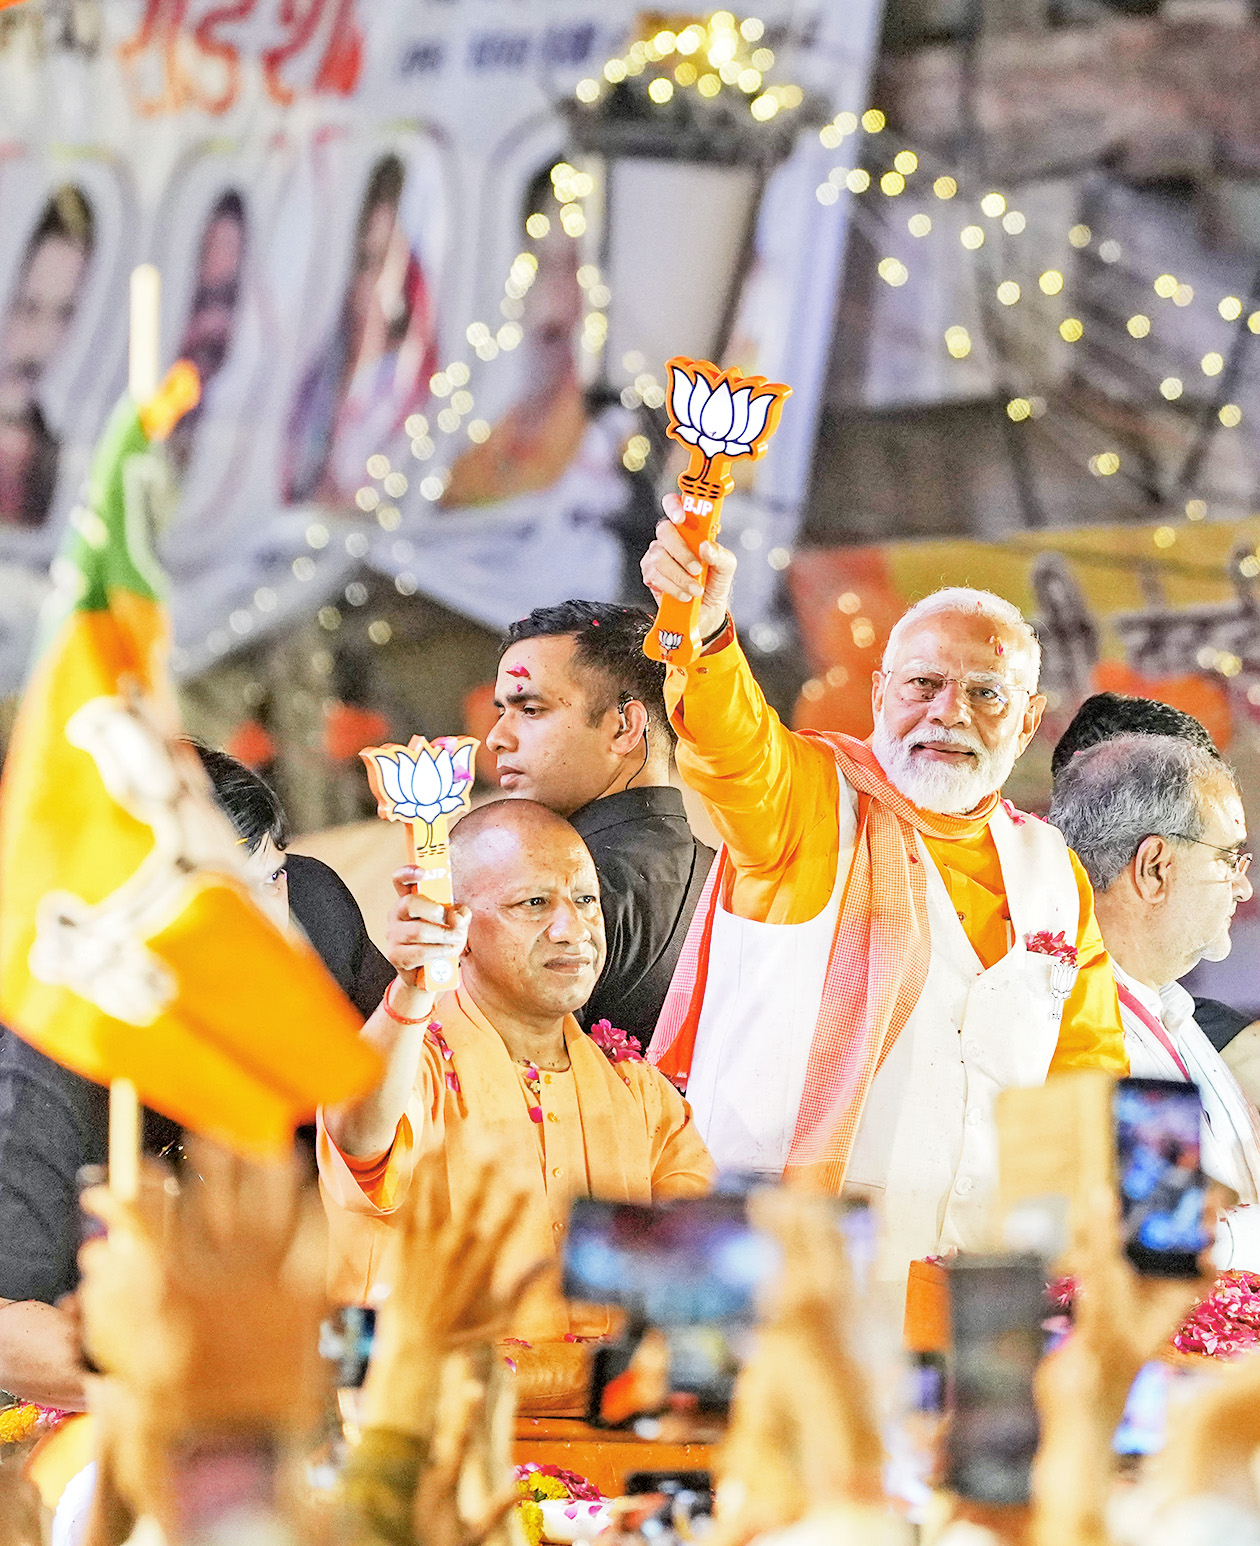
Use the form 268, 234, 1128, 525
886, 669, 1030, 719
1168, 834, 1253, 876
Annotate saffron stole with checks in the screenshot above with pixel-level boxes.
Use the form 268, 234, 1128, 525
650, 732, 1002, 1193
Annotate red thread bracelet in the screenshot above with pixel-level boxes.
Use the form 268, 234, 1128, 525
383, 978, 428, 1025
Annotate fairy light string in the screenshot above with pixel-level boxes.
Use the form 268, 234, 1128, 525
208, 9, 1256, 705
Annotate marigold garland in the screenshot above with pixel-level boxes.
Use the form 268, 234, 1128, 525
513, 1462, 602, 1544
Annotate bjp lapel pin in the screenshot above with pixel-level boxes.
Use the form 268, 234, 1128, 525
643, 357, 791, 667
359, 735, 478, 993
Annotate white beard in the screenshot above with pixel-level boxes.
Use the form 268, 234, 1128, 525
871, 717, 1021, 815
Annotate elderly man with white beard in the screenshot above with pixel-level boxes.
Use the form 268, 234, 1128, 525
641, 500, 1127, 1281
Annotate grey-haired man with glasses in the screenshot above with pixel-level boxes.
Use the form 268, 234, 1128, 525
1051, 733, 1260, 1267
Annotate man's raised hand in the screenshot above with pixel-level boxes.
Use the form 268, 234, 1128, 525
387, 867, 472, 991
640, 492, 738, 645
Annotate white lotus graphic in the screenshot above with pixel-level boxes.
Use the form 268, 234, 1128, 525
366, 741, 475, 831
669, 365, 776, 460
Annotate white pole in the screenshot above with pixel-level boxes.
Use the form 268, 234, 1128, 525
108, 1077, 140, 1202
128, 263, 160, 403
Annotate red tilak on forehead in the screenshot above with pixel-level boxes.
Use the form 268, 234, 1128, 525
989, 635, 1005, 656
507, 665, 530, 678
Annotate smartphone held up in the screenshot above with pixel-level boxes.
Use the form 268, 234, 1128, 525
1114, 1077, 1212, 1278
562, 1192, 776, 1428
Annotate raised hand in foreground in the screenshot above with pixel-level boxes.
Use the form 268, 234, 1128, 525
1028, 1187, 1213, 1546
345, 1145, 543, 1546
360, 1145, 538, 1439
78, 1139, 328, 1536
639, 492, 738, 645
712, 1189, 901, 1546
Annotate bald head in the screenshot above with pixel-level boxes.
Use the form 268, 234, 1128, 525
449, 799, 605, 1024
451, 799, 591, 895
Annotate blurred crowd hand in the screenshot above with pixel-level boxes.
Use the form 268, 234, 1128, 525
361, 1146, 541, 1442
346, 1148, 538, 1546
408, 1353, 520, 1546
639, 493, 738, 644
1153, 1343, 1260, 1529
1028, 1186, 1213, 1546
78, 1137, 329, 1514
0, 1460, 43, 1546
712, 1190, 892, 1546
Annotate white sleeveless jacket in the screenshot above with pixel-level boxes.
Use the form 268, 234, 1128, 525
684, 788, 1082, 1279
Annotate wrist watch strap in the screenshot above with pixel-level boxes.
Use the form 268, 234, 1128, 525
699, 614, 735, 654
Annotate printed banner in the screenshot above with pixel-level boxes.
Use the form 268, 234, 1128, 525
0, 0, 883, 696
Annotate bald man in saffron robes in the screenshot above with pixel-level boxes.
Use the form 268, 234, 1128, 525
318, 800, 713, 1409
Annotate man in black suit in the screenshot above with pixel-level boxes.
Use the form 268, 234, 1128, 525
488, 601, 714, 1049
0, 747, 391, 1407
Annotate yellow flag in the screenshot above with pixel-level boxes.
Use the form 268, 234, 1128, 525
0, 369, 380, 1157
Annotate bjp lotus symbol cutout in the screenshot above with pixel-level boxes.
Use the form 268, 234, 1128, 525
644, 357, 791, 667
360, 735, 478, 992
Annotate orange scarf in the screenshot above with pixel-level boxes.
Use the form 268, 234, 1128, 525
651, 732, 998, 1192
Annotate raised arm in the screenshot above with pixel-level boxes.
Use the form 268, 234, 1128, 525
322, 866, 470, 1160
642, 496, 840, 921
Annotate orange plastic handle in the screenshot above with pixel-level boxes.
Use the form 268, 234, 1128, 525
643, 490, 723, 666
359, 735, 479, 995
406, 817, 461, 994
644, 356, 790, 667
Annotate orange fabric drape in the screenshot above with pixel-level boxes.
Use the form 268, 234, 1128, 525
655, 734, 997, 1192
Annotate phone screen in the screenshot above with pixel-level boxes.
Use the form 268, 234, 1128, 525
1112, 1360, 1219, 1456
563, 1195, 779, 1326
319, 1306, 376, 1389
1115, 1077, 1210, 1277
945, 1255, 1046, 1505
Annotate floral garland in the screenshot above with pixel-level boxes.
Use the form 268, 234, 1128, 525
518, 1021, 642, 1123
1025, 929, 1079, 967
0, 1395, 68, 1446
426, 1022, 461, 1095
520, 1061, 544, 1124
0, 1402, 40, 1446
514, 1463, 603, 1546
1048, 1271, 1260, 1360
588, 1019, 643, 1064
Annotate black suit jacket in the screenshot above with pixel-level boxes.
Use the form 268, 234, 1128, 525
569, 786, 714, 1050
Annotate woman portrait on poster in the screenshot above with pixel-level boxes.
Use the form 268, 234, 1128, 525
283, 152, 439, 507
167, 189, 249, 479
0, 186, 95, 530
442, 165, 587, 510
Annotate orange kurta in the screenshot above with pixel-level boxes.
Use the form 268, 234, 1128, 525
317, 987, 714, 1333
665, 630, 1128, 1077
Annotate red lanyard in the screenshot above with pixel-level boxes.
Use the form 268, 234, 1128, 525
1116, 982, 1192, 1082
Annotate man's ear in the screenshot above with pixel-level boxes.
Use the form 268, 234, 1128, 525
611, 698, 649, 755
871, 670, 886, 717
1132, 834, 1175, 903
1017, 693, 1047, 752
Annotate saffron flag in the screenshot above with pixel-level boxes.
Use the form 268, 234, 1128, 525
0, 370, 380, 1157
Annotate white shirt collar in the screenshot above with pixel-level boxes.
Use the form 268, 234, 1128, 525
1110, 959, 1196, 1039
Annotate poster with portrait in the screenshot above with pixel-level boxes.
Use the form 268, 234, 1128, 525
0, 0, 879, 702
